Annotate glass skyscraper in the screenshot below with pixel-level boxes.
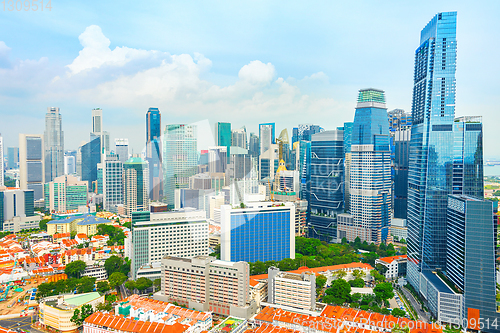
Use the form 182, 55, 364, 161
44, 107, 64, 182
215, 122, 231, 159
146, 108, 163, 201
259, 123, 275, 155
123, 157, 149, 217
407, 12, 458, 289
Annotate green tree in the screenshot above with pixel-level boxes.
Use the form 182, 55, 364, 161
352, 269, 366, 279
97, 281, 110, 293
108, 272, 127, 288
104, 255, 124, 276
334, 270, 347, 279
96, 302, 113, 312
375, 264, 389, 275
295, 237, 322, 256
135, 277, 153, 291
392, 308, 406, 317
123, 222, 131, 229
351, 293, 362, 303
124, 280, 135, 291
153, 278, 161, 292
278, 258, 298, 271
349, 278, 365, 288
370, 270, 385, 283
362, 252, 379, 266
316, 275, 327, 291
70, 304, 94, 327
65, 260, 86, 279
323, 278, 351, 305
209, 244, 221, 259
250, 261, 268, 275
373, 282, 394, 301
39, 219, 51, 231
77, 276, 96, 293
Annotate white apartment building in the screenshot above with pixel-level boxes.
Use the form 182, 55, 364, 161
267, 266, 316, 312
374, 255, 407, 280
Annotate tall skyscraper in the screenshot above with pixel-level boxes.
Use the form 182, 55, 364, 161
0, 134, 3, 187
101, 154, 123, 212
163, 124, 198, 207
19, 134, 44, 200
115, 138, 129, 165
91, 108, 110, 155
208, 146, 227, 173
388, 109, 411, 219
231, 127, 247, 149
248, 133, 260, 158
64, 150, 76, 175
407, 12, 458, 289
79, 136, 101, 186
44, 107, 64, 182
338, 89, 391, 244
123, 157, 149, 217
342, 122, 353, 213
259, 123, 275, 155
308, 130, 344, 242
214, 122, 231, 159
44, 175, 87, 212
146, 108, 163, 201
7, 147, 19, 170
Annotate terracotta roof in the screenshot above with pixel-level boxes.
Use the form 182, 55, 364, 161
53, 233, 71, 239
84, 312, 189, 333
377, 255, 407, 264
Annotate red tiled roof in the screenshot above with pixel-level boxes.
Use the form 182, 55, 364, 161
53, 233, 71, 239
84, 312, 189, 333
377, 255, 407, 264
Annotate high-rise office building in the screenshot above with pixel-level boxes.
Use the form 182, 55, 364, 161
123, 157, 149, 217
248, 133, 259, 158
220, 201, 295, 263
298, 140, 311, 202
446, 195, 498, 330
259, 123, 275, 155
0, 134, 3, 187
407, 12, 458, 289
291, 124, 324, 146
91, 108, 110, 155
231, 127, 247, 149
0, 187, 40, 232
214, 122, 231, 159
342, 122, 353, 213
44, 175, 88, 213
208, 146, 227, 174
44, 107, 64, 182
7, 147, 19, 170
100, 154, 123, 212
452, 116, 484, 198
79, 136, 101, 186
338, 89, 391, 244
19, 134, 44, 200
308, 130, 344, 242
388, 109, 411, 219
259, 144, 278, 180
114, 139, 129, 165
146, 108, 162, 201
163, 124, 198, 207
64, 155, 76, 175
131, 210, 209, 279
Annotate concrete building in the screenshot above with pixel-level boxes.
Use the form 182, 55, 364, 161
208, 146, 227, 174
44, 107, 64, 182
136, 261, 162, 281
82, 265, 108, 280
156, 255, 255, 318
390, 218, 407, 241
91, 108, 110, 156
259, 144, 278, 181
0, 187, 40, 232
19, 134, 44, 200
220, 201, 295, 263
0, 134, 3, 187
114, 138, 129, 165
39, 292, 104, 333
123, 157, 149, 217
130, 209, 209, 279
7, 146, 19, 170
46, 214, 112, 236
44, 175, 88, 213
232, 127, 247, 149
267, 266, 316, 311
374, 255, 407, 280
100, 155, 123, 212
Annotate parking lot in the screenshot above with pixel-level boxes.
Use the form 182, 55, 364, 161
0, 316, 44, 333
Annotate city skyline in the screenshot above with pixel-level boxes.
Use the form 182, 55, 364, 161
1, 1, 499, 159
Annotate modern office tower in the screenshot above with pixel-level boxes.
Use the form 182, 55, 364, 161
291, 124, 324, 146
342, 122, 353, 213
163, 124, 198, 207
146, 108, 162, 201
131, 210, 209, 279
388, 109, 411, 219
259, 144, 278, 180
338, 89, 391, 244
157, 256, 252, 318
7, 147, 19, 170
307, 130, 344, 242
44, 107, 64, 182
0, 188, 40, 232
248, 132, 260, 157
19, 134, 44, 200
44, 175, 88, 213
64, 156, 76, 175
214, 122, 231, 159
452, 116, 484, 198
407, 12, 458, 289
220, 201, 295, 263
268, 266, 316, 312
91, 108, 110, 155
298, 141, 311, 201
114, 138, 129, 165
445, 195, 498, 330
208, 146, 227, 173
232, 127, 247, 149
228, 148, 252, 180
80, 136, 101, 186
259, 123, 275, 155
100, 154, 123, 212
0, 134, 3, 187
123, 157, 149, 217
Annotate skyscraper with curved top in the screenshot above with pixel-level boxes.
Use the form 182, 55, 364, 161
406, 12, 457, 289
146, 107, 163, 201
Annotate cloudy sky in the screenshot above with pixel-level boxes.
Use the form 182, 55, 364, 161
1, 0, 499, 158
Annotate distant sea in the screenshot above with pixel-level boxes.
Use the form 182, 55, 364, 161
484, 165, 500, 176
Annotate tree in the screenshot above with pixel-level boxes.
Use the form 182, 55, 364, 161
250, 261, 268, 275
392, 308, 406, 317
71, 304, 94, 327
77, 276, 96, 293
96, 302, 113, 312
373, 282, 394, 301
105, 294, 117, 303
153, 278, 161, 292
295, 237, 321, 256
123, 222, 132, 229
97, 281, 110, 293
375, 264, 389, 275
135, 277, 153, 291
352, 269, 366, 279
349, 278, 365, 288
104, 255, 124, 276
65, 260, 86, 279
370, 270, 385, 283
124, 280, 135, 291
334, 270, 347, 279
362, 252, 379, 266
39, 219, 51, 231
323, 278, 351, 305
316, 275, 327, 291
209, 244, 220, 259
108, 272, 127, 288
351, 293, 362, 303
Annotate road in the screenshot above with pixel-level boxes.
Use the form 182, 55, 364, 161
0, 315, 45, 333
399, 287, 429, 323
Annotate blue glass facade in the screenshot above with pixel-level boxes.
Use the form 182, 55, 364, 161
229, 209, 291, 262
308, 130, 344, 242
407, 12, 458, 289
299, 141, 311, 202
216, 122, 232, 158
146, 108, 163, 201
81, 136, 101, 184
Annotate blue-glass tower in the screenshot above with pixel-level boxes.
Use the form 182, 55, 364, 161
407, 12, 458, 289
146, 107, 163, 201
215, 122, 232, 159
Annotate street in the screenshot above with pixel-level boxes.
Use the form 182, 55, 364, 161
0, 316, 45, 333
399, 287, 429, 322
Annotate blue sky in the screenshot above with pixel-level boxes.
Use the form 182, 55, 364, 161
1, 0, 499, 158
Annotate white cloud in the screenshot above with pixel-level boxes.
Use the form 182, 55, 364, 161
238, 60, 275, 85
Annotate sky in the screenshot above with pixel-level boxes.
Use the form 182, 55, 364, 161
1, 0, 499, 158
